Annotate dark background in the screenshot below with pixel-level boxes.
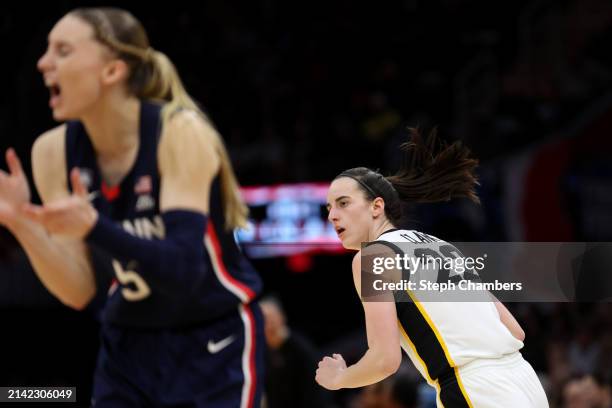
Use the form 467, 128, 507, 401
1, 1, 612, 406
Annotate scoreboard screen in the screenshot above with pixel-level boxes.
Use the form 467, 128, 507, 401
236, 183, 344, 258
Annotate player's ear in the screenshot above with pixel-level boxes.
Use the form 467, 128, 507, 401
372, 197, 385, 218
101, 59, 129, 86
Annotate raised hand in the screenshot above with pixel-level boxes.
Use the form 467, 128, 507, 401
0, 148, 31, 228
22, 168, 98, 239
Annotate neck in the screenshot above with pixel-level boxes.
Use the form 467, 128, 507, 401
369, 218, 395, 241
80, 92, 141, 158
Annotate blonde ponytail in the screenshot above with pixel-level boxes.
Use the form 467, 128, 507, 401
148, 50, 250, 231
71, 7, 249, 230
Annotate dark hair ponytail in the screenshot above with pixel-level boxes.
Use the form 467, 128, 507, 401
335, 127, 479, 225
387, 127, 480, 204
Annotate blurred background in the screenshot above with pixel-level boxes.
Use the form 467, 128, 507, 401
1, 0, 612, 406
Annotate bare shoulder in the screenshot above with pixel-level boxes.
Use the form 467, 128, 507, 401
158, 109, 220, 176
159, 110, 220, 150
31, 124, 68, 202
352, 250, 362, 273
163, 109, 214, 132
32, 124, 66, 156
358, 243, 402, 301
360, 242, 398, 269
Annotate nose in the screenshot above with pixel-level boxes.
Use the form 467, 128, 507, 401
328, 207, 338, 223
37, 48, 53, 73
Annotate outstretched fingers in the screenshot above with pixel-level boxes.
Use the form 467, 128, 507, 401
70, 168, 89, 197
5, 148, 24, 178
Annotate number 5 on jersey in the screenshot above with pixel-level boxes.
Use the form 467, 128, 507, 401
111, 259, 152, 301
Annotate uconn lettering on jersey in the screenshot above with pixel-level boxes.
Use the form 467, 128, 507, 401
122, 216, 165, 240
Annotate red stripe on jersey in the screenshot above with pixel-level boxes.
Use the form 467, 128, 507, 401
206, 221, 255, 301
246, 306, 257, 408
240, 304, 258, 408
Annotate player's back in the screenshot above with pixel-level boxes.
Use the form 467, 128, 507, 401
373, 229, 523, 384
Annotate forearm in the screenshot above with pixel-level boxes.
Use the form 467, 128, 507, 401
336, 348, 399, 389
8, 217, 96, 309
86, 210, 207, 295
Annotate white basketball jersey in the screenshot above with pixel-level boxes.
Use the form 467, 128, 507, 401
374, 229, 523, 386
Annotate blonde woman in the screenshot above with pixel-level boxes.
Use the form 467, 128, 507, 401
0, 8, 263, 407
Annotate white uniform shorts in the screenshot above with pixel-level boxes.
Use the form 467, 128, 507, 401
452, 352, 549, 408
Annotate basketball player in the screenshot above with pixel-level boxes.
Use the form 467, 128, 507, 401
0, 8, 263, 407
316, 129, 549, 407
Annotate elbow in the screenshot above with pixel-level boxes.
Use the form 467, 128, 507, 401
385, 353, 402, 376
60, 289, 95, 311
377, 349, 402, 377
62, 297, 89, 311
70, 302, 88, 311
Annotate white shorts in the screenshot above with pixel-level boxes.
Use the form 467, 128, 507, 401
451, 352, 549, 408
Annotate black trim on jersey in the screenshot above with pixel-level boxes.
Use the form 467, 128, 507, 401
438, 370, 472, 408
376, 228, 400, 239
364, 239, 472, 408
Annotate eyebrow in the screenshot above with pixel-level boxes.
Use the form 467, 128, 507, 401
54, 40, 73, 48
326, 195, 350, 209
46, 34, 73, 47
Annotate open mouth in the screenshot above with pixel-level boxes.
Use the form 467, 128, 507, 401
336, 227, 346, 237
48, 83, 62, 107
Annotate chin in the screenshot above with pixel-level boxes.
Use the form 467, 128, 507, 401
52, 108, 78, 122
341, 240, 360, 251
52, 111, 66, 121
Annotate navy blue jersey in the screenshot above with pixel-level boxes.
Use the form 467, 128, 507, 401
65, 101, 262, 328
